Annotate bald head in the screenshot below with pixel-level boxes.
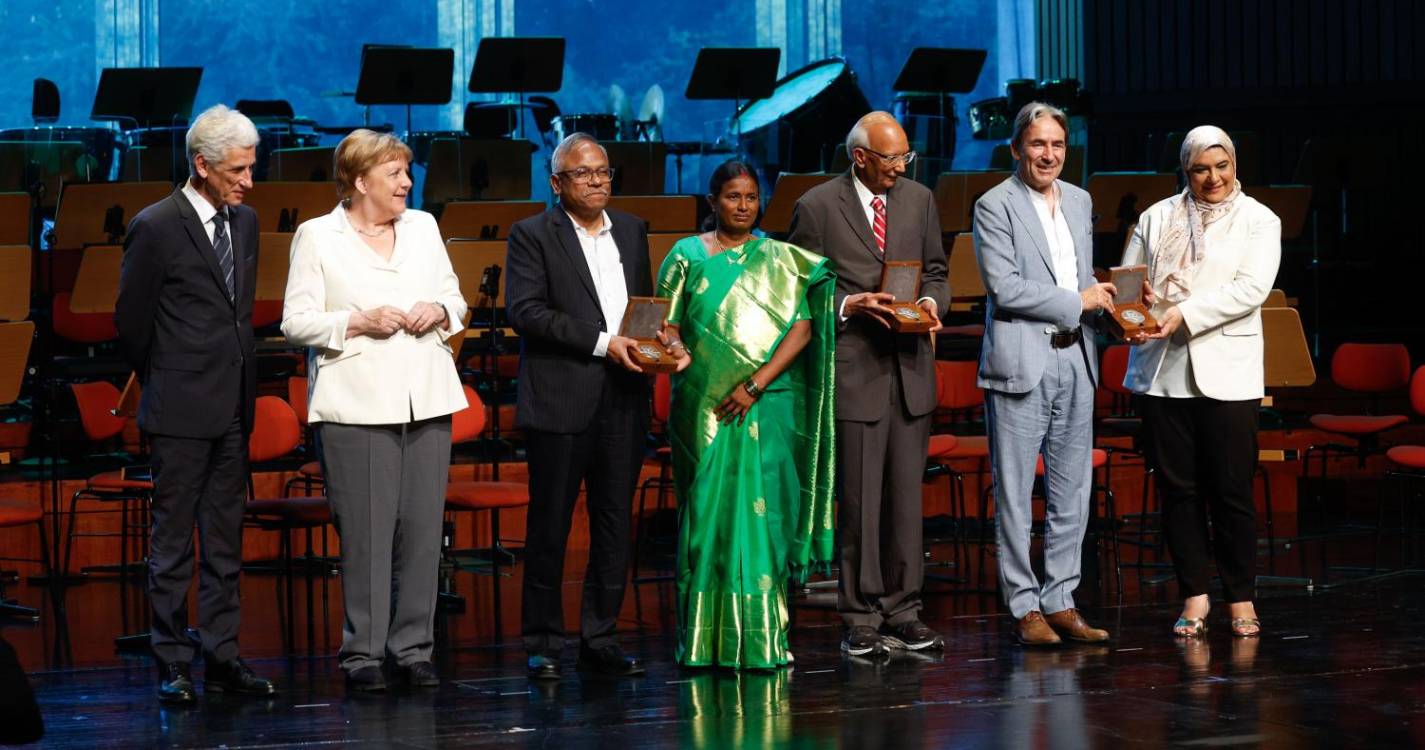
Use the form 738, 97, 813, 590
846, 111, 912, 193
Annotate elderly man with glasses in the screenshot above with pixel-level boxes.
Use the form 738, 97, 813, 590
505, 132, 653, 680
788, 111, 950, 658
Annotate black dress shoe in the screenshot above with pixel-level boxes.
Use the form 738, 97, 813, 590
400, 660, 440, 687
527, 654, 562, 681
577, 644, 645, 677
158, 661, 196, 704
346, 665, 387, 692
204, 658, 277, 696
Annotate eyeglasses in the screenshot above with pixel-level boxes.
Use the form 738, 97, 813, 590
860, 147, 917, 167
558, 167, 616, 184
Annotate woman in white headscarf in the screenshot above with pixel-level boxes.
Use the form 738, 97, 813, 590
1121, 125, 1281, 639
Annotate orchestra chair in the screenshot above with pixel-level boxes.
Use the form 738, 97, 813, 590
632, 374, 675, 584
648, 234, 682, 281
0, 193, 30, 245
437, 200, 543, 241
243, 396, 334, 619
281, 376, 324, 498
1094, 345, 1161, 568
0, 319, 50, 621
0, 497, 50, 621
1303, 343, 1411, 512
607, 195, 697, 233
0, 244, 32, 322
1382, 365, 1425, 568
61, 380, 151, 582
926, 360, 989, 554
441, 385, 530, 627
51, 292, 118, 345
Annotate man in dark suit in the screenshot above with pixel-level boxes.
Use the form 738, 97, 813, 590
788, 112, 950, 658
116, 104, 275, 704
506, 133, 672, 680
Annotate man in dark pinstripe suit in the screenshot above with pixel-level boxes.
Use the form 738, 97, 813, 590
505, 133, 654, 681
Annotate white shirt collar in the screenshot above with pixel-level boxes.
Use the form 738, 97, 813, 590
1021, 179, 1061, 211
851, 173, 885, 208
565, 209, 612, 238
181, 180, 225, 225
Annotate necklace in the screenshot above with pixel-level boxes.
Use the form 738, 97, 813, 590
353, 222, 391, 238
714, 230, 750, 254
345, 206, 392, 237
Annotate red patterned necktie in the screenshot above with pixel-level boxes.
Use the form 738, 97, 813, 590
870, 196, 886, 255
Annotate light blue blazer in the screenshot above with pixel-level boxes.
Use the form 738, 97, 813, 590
972, 174, 1099, 394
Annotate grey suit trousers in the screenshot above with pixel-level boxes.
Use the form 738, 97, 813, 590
321, 417, 451, 672
985, 345, 1095, 619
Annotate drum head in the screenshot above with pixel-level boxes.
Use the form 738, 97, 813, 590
734, 60, 847, 133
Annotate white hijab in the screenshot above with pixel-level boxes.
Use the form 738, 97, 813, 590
1153, 125, 1243, 303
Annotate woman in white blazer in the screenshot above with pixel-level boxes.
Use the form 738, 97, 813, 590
281, 129, 467, 691
1122, 126, 1280, 640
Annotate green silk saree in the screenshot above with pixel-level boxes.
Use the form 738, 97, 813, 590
657, 235, 836, 669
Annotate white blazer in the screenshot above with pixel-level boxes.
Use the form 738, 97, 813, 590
1122, 193, 1281, 401
281, 205, 468, 425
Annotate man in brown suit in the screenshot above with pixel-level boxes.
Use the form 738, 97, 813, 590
788, 112, 949, 657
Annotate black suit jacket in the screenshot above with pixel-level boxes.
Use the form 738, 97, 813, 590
115, 188, 259, 438
787, 172, 950, 422
505, 206, 652, 434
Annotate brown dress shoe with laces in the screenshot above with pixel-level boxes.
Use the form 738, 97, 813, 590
1044, 609, 1110, 643
1015, 611, 1063, 646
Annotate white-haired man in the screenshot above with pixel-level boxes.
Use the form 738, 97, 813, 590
116, 104, 275, 703
505, 133, 660, 680
788, 112, 950, 658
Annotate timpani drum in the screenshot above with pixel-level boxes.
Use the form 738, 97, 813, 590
731, 58, 870, 182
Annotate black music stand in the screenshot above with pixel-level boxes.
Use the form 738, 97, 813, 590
355, 46, 455, 135
90, 67, 203, 129
468, 37, 565, 139
685, 47, 781, 125
892, 48, 986, 170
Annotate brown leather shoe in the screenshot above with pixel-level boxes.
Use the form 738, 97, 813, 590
1044, 609, 1110, 643
1015, 611, 1063, 646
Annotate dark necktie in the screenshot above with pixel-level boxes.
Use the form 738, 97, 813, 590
211, 210, 234, 299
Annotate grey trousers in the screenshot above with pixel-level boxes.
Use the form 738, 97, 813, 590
320, 417, 451, 672
985, 345, 1095, 619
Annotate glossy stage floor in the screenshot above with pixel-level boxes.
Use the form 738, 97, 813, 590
5, 521, 1425, 748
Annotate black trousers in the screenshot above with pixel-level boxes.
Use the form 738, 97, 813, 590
1140, 395, 1259, 603
837, 370, 932, 629
147, 413, 248, 667
520, 379, 646, 656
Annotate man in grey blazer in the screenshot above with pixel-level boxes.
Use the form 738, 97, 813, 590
788, 112, 949, 657
972, 103, 1117, 646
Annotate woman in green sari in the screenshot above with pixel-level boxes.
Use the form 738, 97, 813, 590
656, 160, 837, 670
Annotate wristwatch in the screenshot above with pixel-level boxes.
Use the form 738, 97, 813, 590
430, 302, 448, 324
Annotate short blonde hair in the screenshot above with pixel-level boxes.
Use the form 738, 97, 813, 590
334, 129, 413, 199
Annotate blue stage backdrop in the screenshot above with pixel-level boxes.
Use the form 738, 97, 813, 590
1, 0, 1033, 185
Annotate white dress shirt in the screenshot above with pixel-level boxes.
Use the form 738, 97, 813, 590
843, 175, 933, 321
1023, 181, 1080, 333
281, 205, 468, 425
181, 181, 229, 246
565, 210, 629, 357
